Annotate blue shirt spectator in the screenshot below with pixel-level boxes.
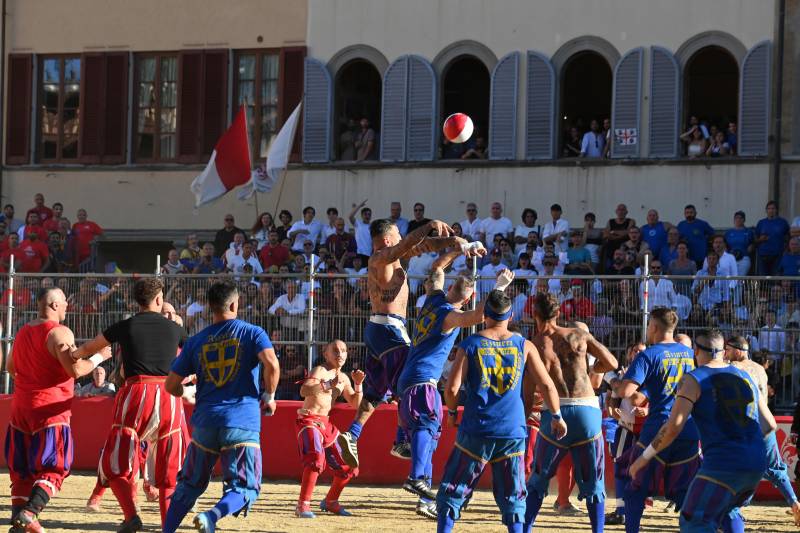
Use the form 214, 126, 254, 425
755, 201, 790, 275
725, 121, 738, 155
778, 237, 800, 276
642, 209, 670, 258
676, 205, 714, 266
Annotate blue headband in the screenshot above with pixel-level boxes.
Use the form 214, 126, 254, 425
485, 307, 512, 321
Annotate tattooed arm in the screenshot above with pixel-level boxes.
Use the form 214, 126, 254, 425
371, 220, 454, 266
629, 375, 699, 478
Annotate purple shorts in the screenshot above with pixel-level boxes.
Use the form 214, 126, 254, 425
363, 319, 410, 403
398, 383, 442, 435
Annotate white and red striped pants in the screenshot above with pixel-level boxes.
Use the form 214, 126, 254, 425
99, 376, 188, 490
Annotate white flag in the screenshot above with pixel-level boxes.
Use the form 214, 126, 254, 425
238, 101, 302, 200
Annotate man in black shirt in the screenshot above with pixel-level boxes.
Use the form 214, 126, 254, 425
407, 202, 432, 234
74, 277, 189, 533
214, 214, 242, 258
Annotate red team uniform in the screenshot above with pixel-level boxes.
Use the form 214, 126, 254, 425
97, 312, 188, 526
5, 321, 74, 508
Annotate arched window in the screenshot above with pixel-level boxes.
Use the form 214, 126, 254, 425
684, 46, 739, 133
334, 59, 382, 161
440, 56, 490, 159
560, 51, 612, 157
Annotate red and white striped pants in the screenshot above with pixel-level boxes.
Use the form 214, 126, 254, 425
99, 376, 188, 490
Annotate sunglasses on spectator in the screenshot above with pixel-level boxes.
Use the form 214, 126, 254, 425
225, 218, 234, 221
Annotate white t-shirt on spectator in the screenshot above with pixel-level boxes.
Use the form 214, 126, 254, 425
758, 325, 786, 357
542, 219, 570, 253
513, 267, 537, 287
407, 252, 437, 293
289, 220, 323, 252
639, 278, 677, 311
224, 245, 243, 266
268, 293, 307, 315
186, 301, 207, 330
354, 220, 372, 257
460, 217, 483, 241
228, 254, 263, 275
479, 263, 507, 294
513, 224, 540, 254
581, 131, 605, 158
345, 267, 367, 287
480, 217, 513, 245
701, 251, 737, 278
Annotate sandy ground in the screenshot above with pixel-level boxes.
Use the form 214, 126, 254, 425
1, 472, 798, 532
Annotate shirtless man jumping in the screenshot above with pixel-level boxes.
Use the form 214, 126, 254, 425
524, 292, 617, 533
295, 340, 365, 518
337, 217, 481, 470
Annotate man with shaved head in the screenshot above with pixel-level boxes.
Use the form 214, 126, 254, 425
6, 287, 112, 531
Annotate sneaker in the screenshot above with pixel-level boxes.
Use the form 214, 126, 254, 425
192, 512, 216, 533
295, 504, 316, 518
85, 495, 102, 513
336, 432, 360, 468
605, 511, 625, 525
390, 442, 412, 460
402, 478, 437, 500
12, 511, 44, 533
116, 515, 143, 533
415, 500, 437, 520
320, 500, 353, 516
663, 501, 675, 513
143, 482, 159, 503
553, 501, 582, 515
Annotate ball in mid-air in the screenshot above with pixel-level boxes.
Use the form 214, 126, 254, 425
443, 113, 474, 143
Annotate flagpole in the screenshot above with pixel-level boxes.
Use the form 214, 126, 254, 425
272, 169, 287, 217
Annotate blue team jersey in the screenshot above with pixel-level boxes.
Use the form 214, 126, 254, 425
398, 291, 458, 392
688, 365, 767, 472
458, 333, 527, 439
624, 342, 699, 442
642, 222, 668, 258
677, 219, 714, 263
724, 227, 754, 257
171, 318, 272, 431
756, 217, 790, 256
779, 253, 800, 276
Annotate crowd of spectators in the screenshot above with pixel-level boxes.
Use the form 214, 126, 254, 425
5, 196, 800, 404
0, 192, 102, 274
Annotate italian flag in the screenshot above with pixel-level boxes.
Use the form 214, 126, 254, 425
191, 106, 252, 207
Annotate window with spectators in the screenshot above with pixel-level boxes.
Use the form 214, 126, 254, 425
235, 50, 280, 160
40, 56, 81, 162
134, 54, 178, 161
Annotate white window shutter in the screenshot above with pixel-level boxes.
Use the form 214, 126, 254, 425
302, 58, 332, 163
611, 47, 643, 159
648, 46, 680, 158
525, 51, 556, 160
739, 41, 772, 156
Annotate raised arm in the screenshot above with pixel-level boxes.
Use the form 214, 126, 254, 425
585, 332, 618, 374
524, 339, 567, 439
370, 220, 454, 266
341, 369, 365, 408
348, 200, 367, 226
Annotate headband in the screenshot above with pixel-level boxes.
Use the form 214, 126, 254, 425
695, 341, 725, 356
725, 341, 748, 352
485, 307, 512, 322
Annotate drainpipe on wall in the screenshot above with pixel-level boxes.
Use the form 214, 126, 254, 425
0, 0, 7, 205
773, 0, 786, 205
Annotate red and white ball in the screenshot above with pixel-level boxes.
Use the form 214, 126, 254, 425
443, 113, 474, 143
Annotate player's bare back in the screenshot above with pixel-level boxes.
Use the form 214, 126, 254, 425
534, 326, 594, 399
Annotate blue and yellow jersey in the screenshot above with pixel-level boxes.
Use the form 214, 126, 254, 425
458, 332, 527, 439
172, 318, 272, 431
398, 291, 458, 391
688, 365, 766, 472
624, 342, 699, 442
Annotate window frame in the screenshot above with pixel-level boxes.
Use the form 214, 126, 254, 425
38, 54, 82, 164
133, 51, 179, 163
233, 48, 282, 162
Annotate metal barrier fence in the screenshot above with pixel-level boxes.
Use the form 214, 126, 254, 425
0, 261, 798, 412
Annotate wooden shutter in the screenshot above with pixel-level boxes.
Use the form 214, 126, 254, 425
611, 47, 643, 158
6, 54, 32, 165
648, 46, 680, 158
79, 52, 128, 164
79, 54, 105, 163
525, 51, 556, 160
280, 46, 306, 162
200, 50, 227, 158
302, 57, 332, 163
178, 50, 203, 162
406, 55, 436, 161
489, 51, 519, 160
739, 40, 772, 156
380, 56, 409, 162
